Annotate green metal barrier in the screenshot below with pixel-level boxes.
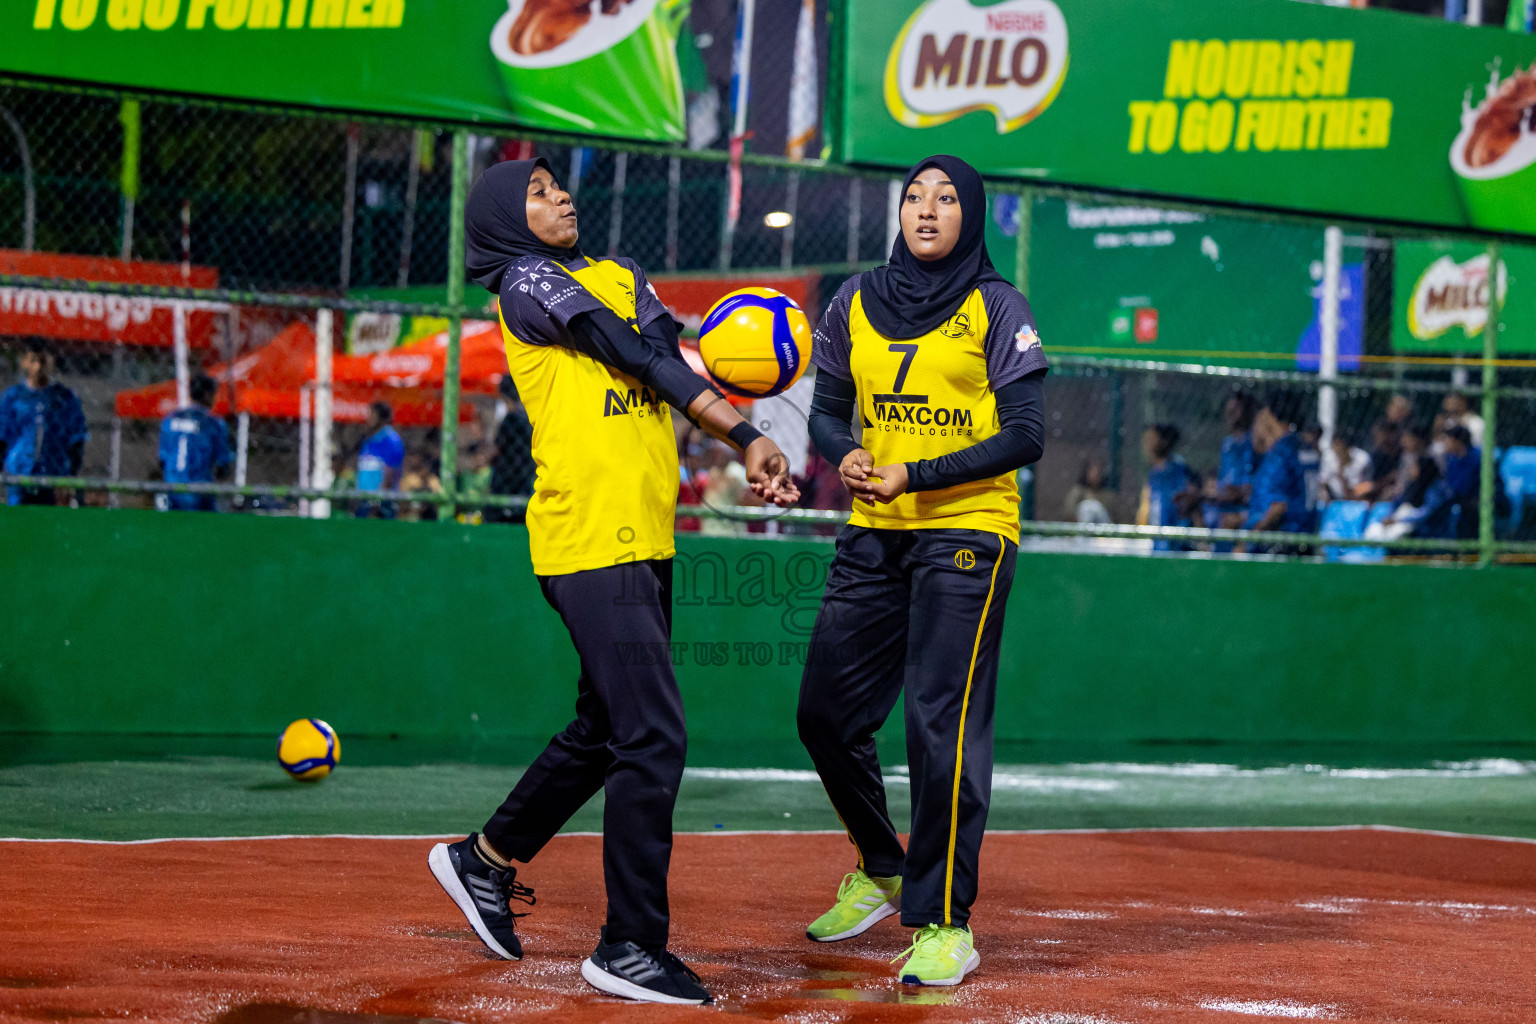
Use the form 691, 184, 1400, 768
3, 507, 1536, 747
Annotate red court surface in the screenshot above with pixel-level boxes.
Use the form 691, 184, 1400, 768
3, 829, 1535, 1023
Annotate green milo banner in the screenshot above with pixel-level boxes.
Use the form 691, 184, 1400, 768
843, 0, 1536, 235
1392, 239, 1536, 355
3, 0, 688, 141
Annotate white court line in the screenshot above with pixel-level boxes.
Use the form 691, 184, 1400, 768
4, 823, 1535, 846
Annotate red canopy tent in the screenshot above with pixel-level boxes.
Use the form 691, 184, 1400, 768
114, 322, 474, 426
332, 319, 737, 401
332, 319, 507, 392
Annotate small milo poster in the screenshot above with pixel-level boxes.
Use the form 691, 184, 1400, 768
1393, 240, 1536, 355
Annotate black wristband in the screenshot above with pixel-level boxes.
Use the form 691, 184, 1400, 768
727, 421, 764, 452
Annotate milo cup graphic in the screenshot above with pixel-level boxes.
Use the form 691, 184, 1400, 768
1450, 63, 1536, 235
490, 0, 686, 141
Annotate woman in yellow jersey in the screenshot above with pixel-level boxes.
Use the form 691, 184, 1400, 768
428, 158, 797, 1006
797, 155, 1047, 987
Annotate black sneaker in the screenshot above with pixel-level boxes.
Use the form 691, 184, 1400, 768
428, 833, 535, 960
580, 928, 713, 1005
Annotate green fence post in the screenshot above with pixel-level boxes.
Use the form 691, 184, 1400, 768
1479, 240, 1501, 567
1013, 184, 1033, 298
441, 128, 468, 520
118, 99, 140, 261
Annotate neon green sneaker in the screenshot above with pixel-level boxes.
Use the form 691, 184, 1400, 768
892, 924, 979, 986
805, 869, 901, 942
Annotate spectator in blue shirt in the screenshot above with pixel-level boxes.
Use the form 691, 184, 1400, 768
158, 374, 232, 512
1138, 423, 1200, 552
1296, 421, 1323, 533
1247, 393, 1310, 537
1207, 389, 1257, 531
0, 340, 88, 506
355, 400, 404, 519
1435, 424, 1504, 539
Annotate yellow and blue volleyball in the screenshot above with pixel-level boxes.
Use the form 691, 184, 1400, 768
697, 287, 812, 399
276, 718, 340, 781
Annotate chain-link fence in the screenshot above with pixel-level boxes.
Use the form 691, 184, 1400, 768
2, 74, 1533, 562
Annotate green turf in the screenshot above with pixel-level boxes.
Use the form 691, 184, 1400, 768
3, 741, 1536, 841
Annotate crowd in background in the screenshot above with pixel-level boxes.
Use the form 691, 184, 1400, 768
1063, 386, 1502, 550
1, 340, 1508, 550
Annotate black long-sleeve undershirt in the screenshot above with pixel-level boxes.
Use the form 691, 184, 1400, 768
808, 369, 1046, 492
807, 372, 861, 469
566, 307, 717, 412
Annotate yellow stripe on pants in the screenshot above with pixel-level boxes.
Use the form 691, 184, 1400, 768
943, 535, 1004, 926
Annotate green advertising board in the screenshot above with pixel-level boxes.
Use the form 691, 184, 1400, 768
986, 193, 1331, 367
1392, 239, 1536, 355
2, 0, 689, 141
842, 0, 1536, 235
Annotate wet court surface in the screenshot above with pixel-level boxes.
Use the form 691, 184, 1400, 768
4, 831, 1536, 1022
4, 737, 1536, 841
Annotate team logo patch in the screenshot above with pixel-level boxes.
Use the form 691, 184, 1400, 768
954, 549, 977, 570
939, 311, 974, 338
1015, 326, 1041, 352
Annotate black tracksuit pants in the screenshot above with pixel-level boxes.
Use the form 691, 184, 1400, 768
797, 526, 1017, 930
482, 559, 684, 950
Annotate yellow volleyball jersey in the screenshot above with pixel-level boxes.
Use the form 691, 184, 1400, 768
496, 254, 679, 576
814, 276, 1047, 544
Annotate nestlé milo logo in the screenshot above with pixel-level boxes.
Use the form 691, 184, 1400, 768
1407, 252, 1507, 341
884, 0, 1069, 133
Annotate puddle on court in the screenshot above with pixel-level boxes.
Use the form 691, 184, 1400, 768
0, 977, 45, 989
216, 1004, 463, 1024
803, 987, 956, 1005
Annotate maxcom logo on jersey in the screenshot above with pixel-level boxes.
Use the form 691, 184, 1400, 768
602, 387, 663, 418
869, 394, 976, 437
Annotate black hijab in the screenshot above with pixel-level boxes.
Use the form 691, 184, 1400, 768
859, 154, 1006, 340
465, 158, 584, 292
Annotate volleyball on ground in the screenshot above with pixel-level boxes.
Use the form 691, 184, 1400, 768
276, 718, 341, 781
697, 287, 812, 399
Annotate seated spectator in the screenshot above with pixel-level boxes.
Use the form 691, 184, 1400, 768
1436, 424, 1496, 539
1433, 391, 1486, 459
458, 441, 494, 508
1297, 421, 1322, 531
1383, 421, 1433, 504
1440, 391, 1484, 442
1207, 388, 1257, 530
1384, 392, 1413, 428
1136, 423, 1200, 552
797, 440, 853, 513
1319, 432, 1372, 500
700, 440, 754, 536
1360, 418, 1402, 500
355, 401, 404, 519
0, 339, 88, 506
157, 373, 232, 512
1064, 457, 1115, 524
1247, 393, 1310, 536
1365, 446, 1444, 542
398, 449, 443, 522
